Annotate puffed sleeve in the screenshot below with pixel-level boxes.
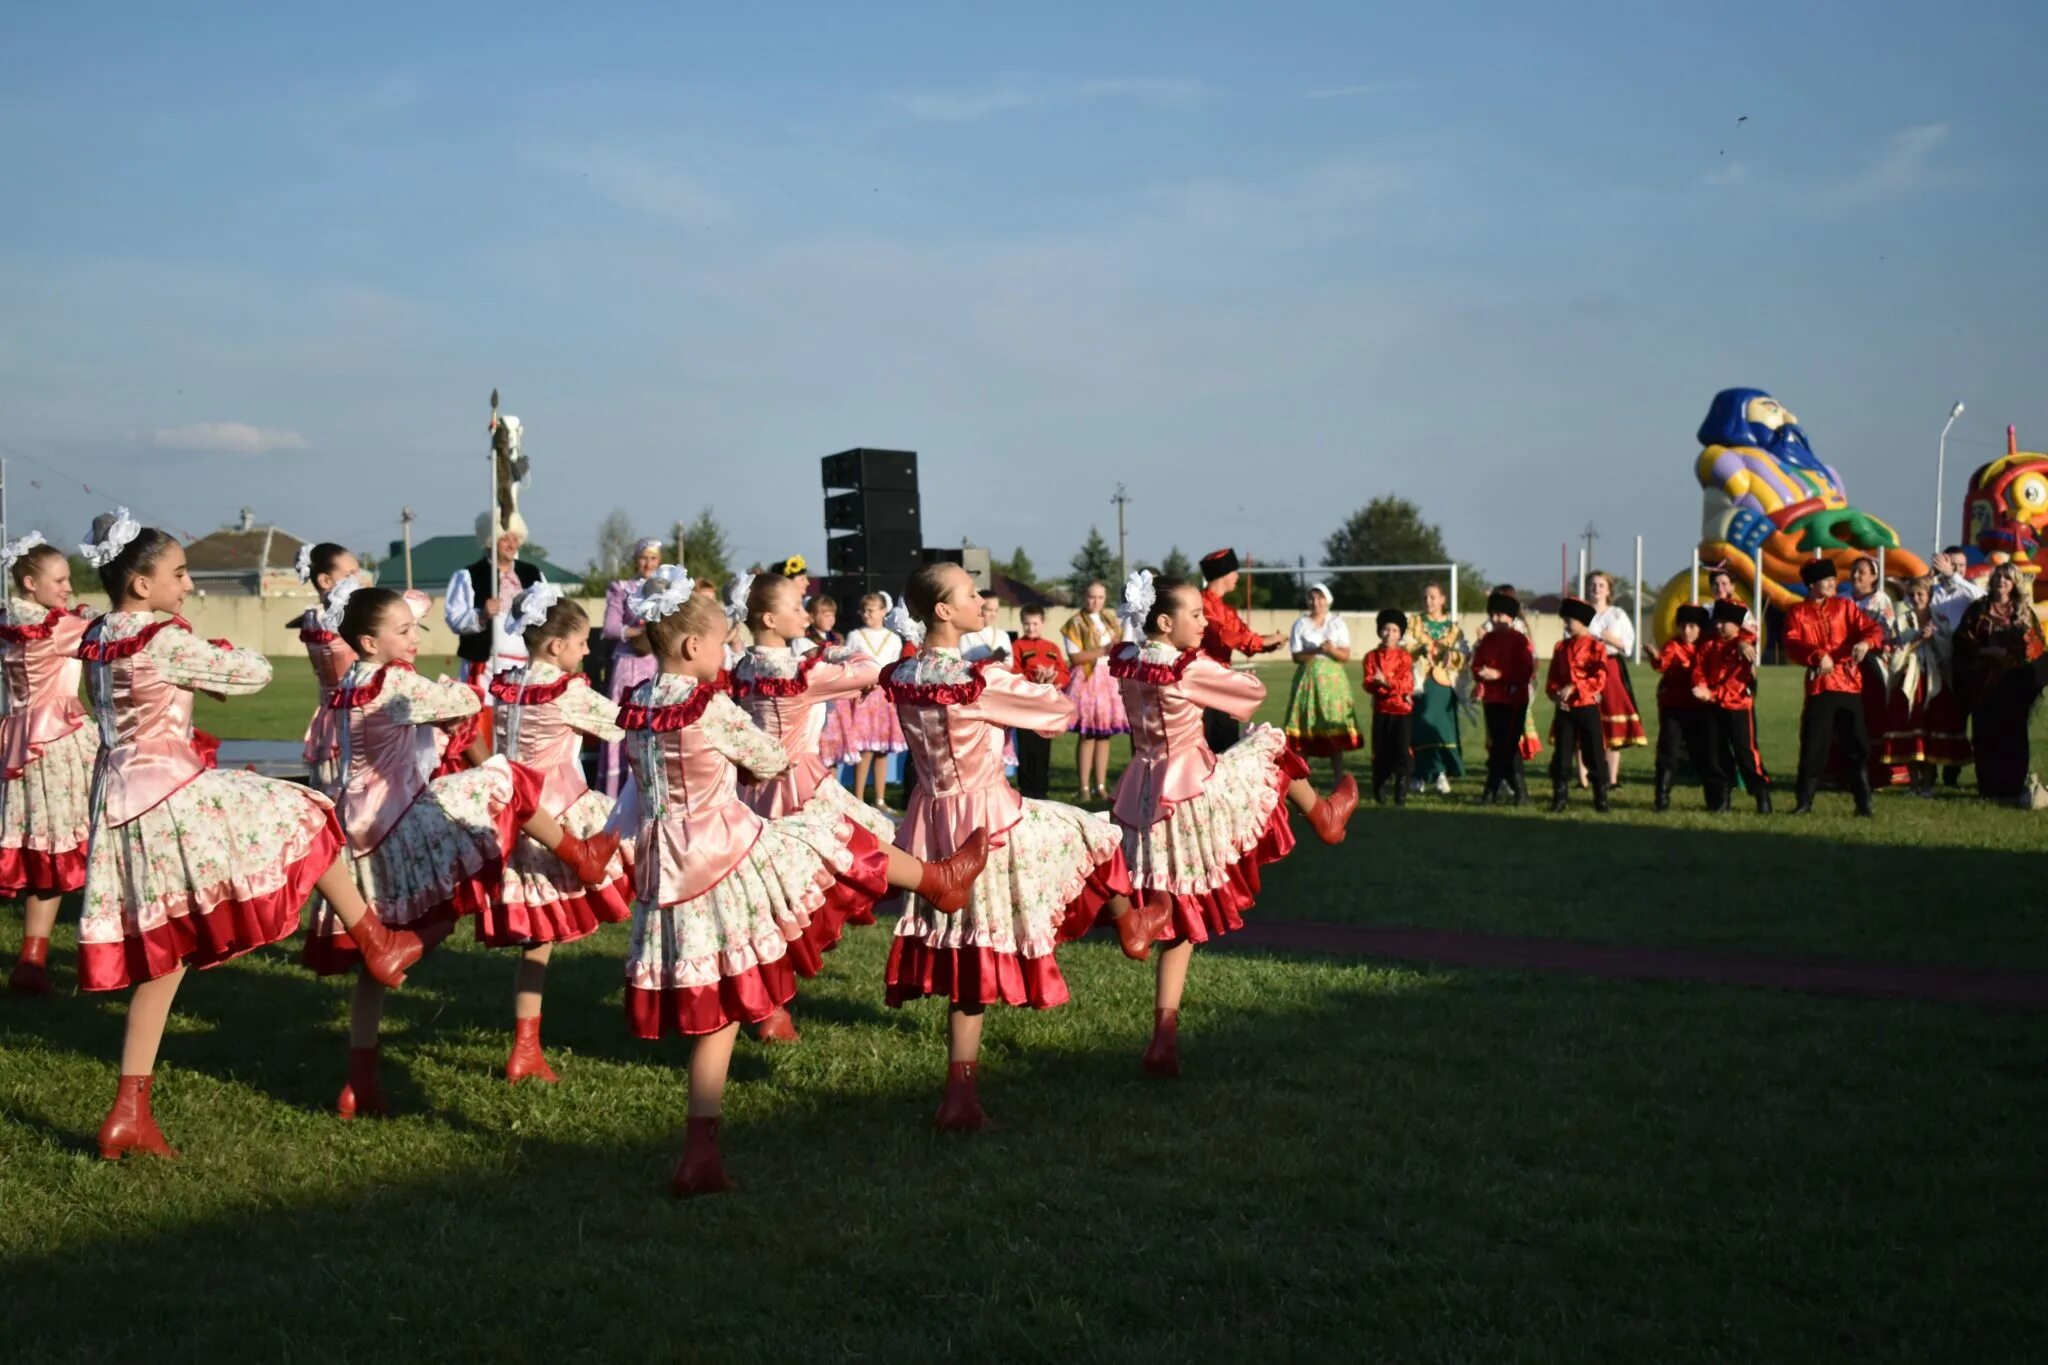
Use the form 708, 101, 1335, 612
805, 655, 882, 702
603, 581, 631, 642
559, 677, 625, 742
390, 667, 483, 724
443, 569, 483, 635
147, 625, 272, 695
700, 693, 792, 781
1178, 655, 1267, 720
974, 667, 1078, 738
1328, 615, 1351, 652
1288, 616, 1312, 654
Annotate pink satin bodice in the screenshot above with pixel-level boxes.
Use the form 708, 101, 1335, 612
492, 669, 596, 814
0, 605, 91, 780
335, 663, 451, 853
622, 678, 780, 906
298, 612, 359, 765
79, 617, 207, 827
886, 651, 1073, 857
732, 648, 879, 818
1111, 643, 1266, 828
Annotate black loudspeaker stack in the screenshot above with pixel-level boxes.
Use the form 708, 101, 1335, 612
818, 448, 921, 609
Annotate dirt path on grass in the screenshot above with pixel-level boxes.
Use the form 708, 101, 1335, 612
1219, 921, 2048, 1011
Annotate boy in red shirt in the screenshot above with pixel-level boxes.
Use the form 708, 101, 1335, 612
1649, 603, 1711, 812
1783, 559, 1885, 816
1471, 590, 1536, 805
1547, 598, 1611, 812
1360, 608, 1416, 804
1691, 597, 1773, 813
1009, 603, 1070, 799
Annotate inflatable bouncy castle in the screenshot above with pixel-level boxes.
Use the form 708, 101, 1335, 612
1651, 388, 1927, 645
1960, 426, 2048, 607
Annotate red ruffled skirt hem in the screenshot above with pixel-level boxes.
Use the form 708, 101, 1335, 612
626, 957, 799, 1038
782, 826, 892, 977
0, 842, 88, 897
883, 939, 1072, 1009
473, 873, 634, 948
1158, 745, 1305, 944
80, 816, 342, 991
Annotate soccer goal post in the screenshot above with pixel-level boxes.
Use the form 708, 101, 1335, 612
1236, 562, 1461, 619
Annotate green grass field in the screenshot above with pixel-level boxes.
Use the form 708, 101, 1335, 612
3, 658, 2043, 1361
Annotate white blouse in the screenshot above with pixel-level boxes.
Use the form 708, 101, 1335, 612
1289, 613, 1351, 655
846, 627, 904, 662
1589, 605, 1634, 658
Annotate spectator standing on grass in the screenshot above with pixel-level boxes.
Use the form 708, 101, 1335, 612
1470, 589, 1534, 805
1585, 572, 1645, 787
1952, 562, 2048, 805
1061, 580, 1127, 801
1282, 582, 1360, 778
1848, 556, 1903, 789
1882, 575, 1970, 796
1547, 597, 1611, 813
1359, 609, 1417, 805
1783, 559, 1885, 817
1927, 546, 1985, 788
446, 511, 541, 685
1407, 581, 1466, 795
1010, 605, 1069, 799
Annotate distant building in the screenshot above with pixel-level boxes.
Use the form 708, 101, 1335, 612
987, 569, 1056, 610
183, 509, 311, 598
386, 532, 580, 593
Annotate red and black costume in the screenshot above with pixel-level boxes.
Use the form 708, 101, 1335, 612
1471, 595, 1535, 803
1197, 548, 1276, 755
1546, 599, 1610, 810
1692, 599, 1773, 812
1009, 634, 1070, 798
1783, 568, 1886, 814
1360, 611, 1416, 803
1648, 605, 1711, 812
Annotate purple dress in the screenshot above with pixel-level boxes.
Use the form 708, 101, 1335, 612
602, 578, 662, 796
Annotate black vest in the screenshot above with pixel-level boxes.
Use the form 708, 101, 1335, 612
456, 558, 542, 661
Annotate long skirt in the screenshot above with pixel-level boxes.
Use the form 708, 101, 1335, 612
1598, 656, 1648, 749
1972, 670, 2043, 799
1880, 673, 1971, 769
1282, 657, 1361, 757
1066, 663, 1129, 739
0, 722, 94, 897
1411, 677, 1466, 780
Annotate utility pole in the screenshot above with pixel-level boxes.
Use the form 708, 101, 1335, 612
400, 506, 416, 591
673, 519, 688, 570
1581, 520, 1599, 598
1110, 483, 1131, 582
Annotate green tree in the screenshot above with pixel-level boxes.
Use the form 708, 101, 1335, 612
1068, 526, 1118, 598
680, 508, 732, 586
1159, 545, 1193, 580
998, 545, 1040, 589
1321, 497, 1483, 613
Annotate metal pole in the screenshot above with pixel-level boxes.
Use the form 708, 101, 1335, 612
1935, 403, 1963, 558
1577, 545, 1587, 600
1449, 562, 1459, 623
1753, 555, 1765, 657
1111, 483, 1129, 584
1632, 534, 1643, 662
1877, 546, 1886, 591
401, 506, 416, 592
486, 389, 501, 686
1690, 545, 1701, 604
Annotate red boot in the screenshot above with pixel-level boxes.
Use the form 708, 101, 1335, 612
1306, 775, 1360, 845
934, 1060, 997, 1132
1114, 891, 1175, 962
915, 829, 991, 914
504, 1016, 559, 1084
9, 935, 53, 996
97, 1074, 180, 1161
1141, 1008, 1181, 1079
336, 1046, 392, 1119
752, 1007, 800, 1044
555, 830, 621, 886
343, 907, 426, 989
670, 1116, 735, 1198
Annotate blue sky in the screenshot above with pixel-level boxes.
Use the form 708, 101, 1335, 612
3, 0, 2043, 591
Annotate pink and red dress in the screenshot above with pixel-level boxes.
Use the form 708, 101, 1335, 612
76, 613, 342, 991
0, 599, 96, 898
1880, 603, 1972, 769
601, 576, 662, 796
616, 673, 895, 1038
1589, 606, 1647, 750
1110, 641, 1308, 943
481, 661, 634, 946
882, 649, 1131, 1010
1061, 610, 1130, 738
301, 661, 543, 974
819, 626, 906, 768
294, 607, 357, 795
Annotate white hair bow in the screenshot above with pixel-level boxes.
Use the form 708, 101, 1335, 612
319, 574, 363, 633
883, 595, 925, 647
629, 564, 691, 623
0, 531, 48, 577
294, 544, 314, 583
725, 571, 755, 625
1119, 568, 1156, 626
510, 579, 563, 632
80, 508, 141, 569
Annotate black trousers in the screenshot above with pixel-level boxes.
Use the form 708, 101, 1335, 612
1371, 711, 1413, 797
1015, 729, 1052, 800
1708, 707, 1771, 797
1654, 705, 1709, 776
1482, 701, 1527, 793
1550, 705, 1609, 799
1796, 692, 1868, 794
1203, 708, 1242, 756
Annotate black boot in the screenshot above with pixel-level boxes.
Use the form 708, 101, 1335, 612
1792, 782, 1816, 815
1510, 766, 1529, 807
1550, 783, 1568, 813
1701, 782, 1723, 812
1851, 771, 1875, 819
1479, 777, 1499, 806
1592, 787, 1611, 813
1393, 781, 1407, 807
1653, 764, 1672, 813
1755, 786, 1774, 815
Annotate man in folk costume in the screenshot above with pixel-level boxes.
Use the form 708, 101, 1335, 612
1783, 557, 1885, 816
1197, 548, 1283, 754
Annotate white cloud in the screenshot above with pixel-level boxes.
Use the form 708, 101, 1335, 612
1813, 122, 1952, 209
1304, 82, 1411, 100
151, 421, 308, 455
889, 76, 1210, 122
1705, 159, 1752, 188
521, 143, 733, 226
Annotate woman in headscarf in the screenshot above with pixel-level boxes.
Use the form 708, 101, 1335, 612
1406, 581, 1466, 794
1952, 562, 2047, 802
1281, 582, 1359, 777
600, 537, 665, 795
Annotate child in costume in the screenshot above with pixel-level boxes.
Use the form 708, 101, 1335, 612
1109, 571, 1358, 1077
1547, 598, 1611, 812
1, 534, 96, 994
1359, 609, 1416, 805
807, 593, 843, 649
1061, 581, 1128, 800
291, 541, 362, 795
882, 562, 1166, 1131
482, 583, 636, 1083
1648, 603, 1712, 812
820, 592, 906, 810
73, 511, 426, 1160
1470, 590, 1535, 805
1691, 598, 1774, 813
614, 570, 989, 1195
729, 569, 898, 1043
1010, 604, 1069, 800
1784, 559, 1886, 816
301, 583, 621, 1118
1282, 582, 1361, 777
